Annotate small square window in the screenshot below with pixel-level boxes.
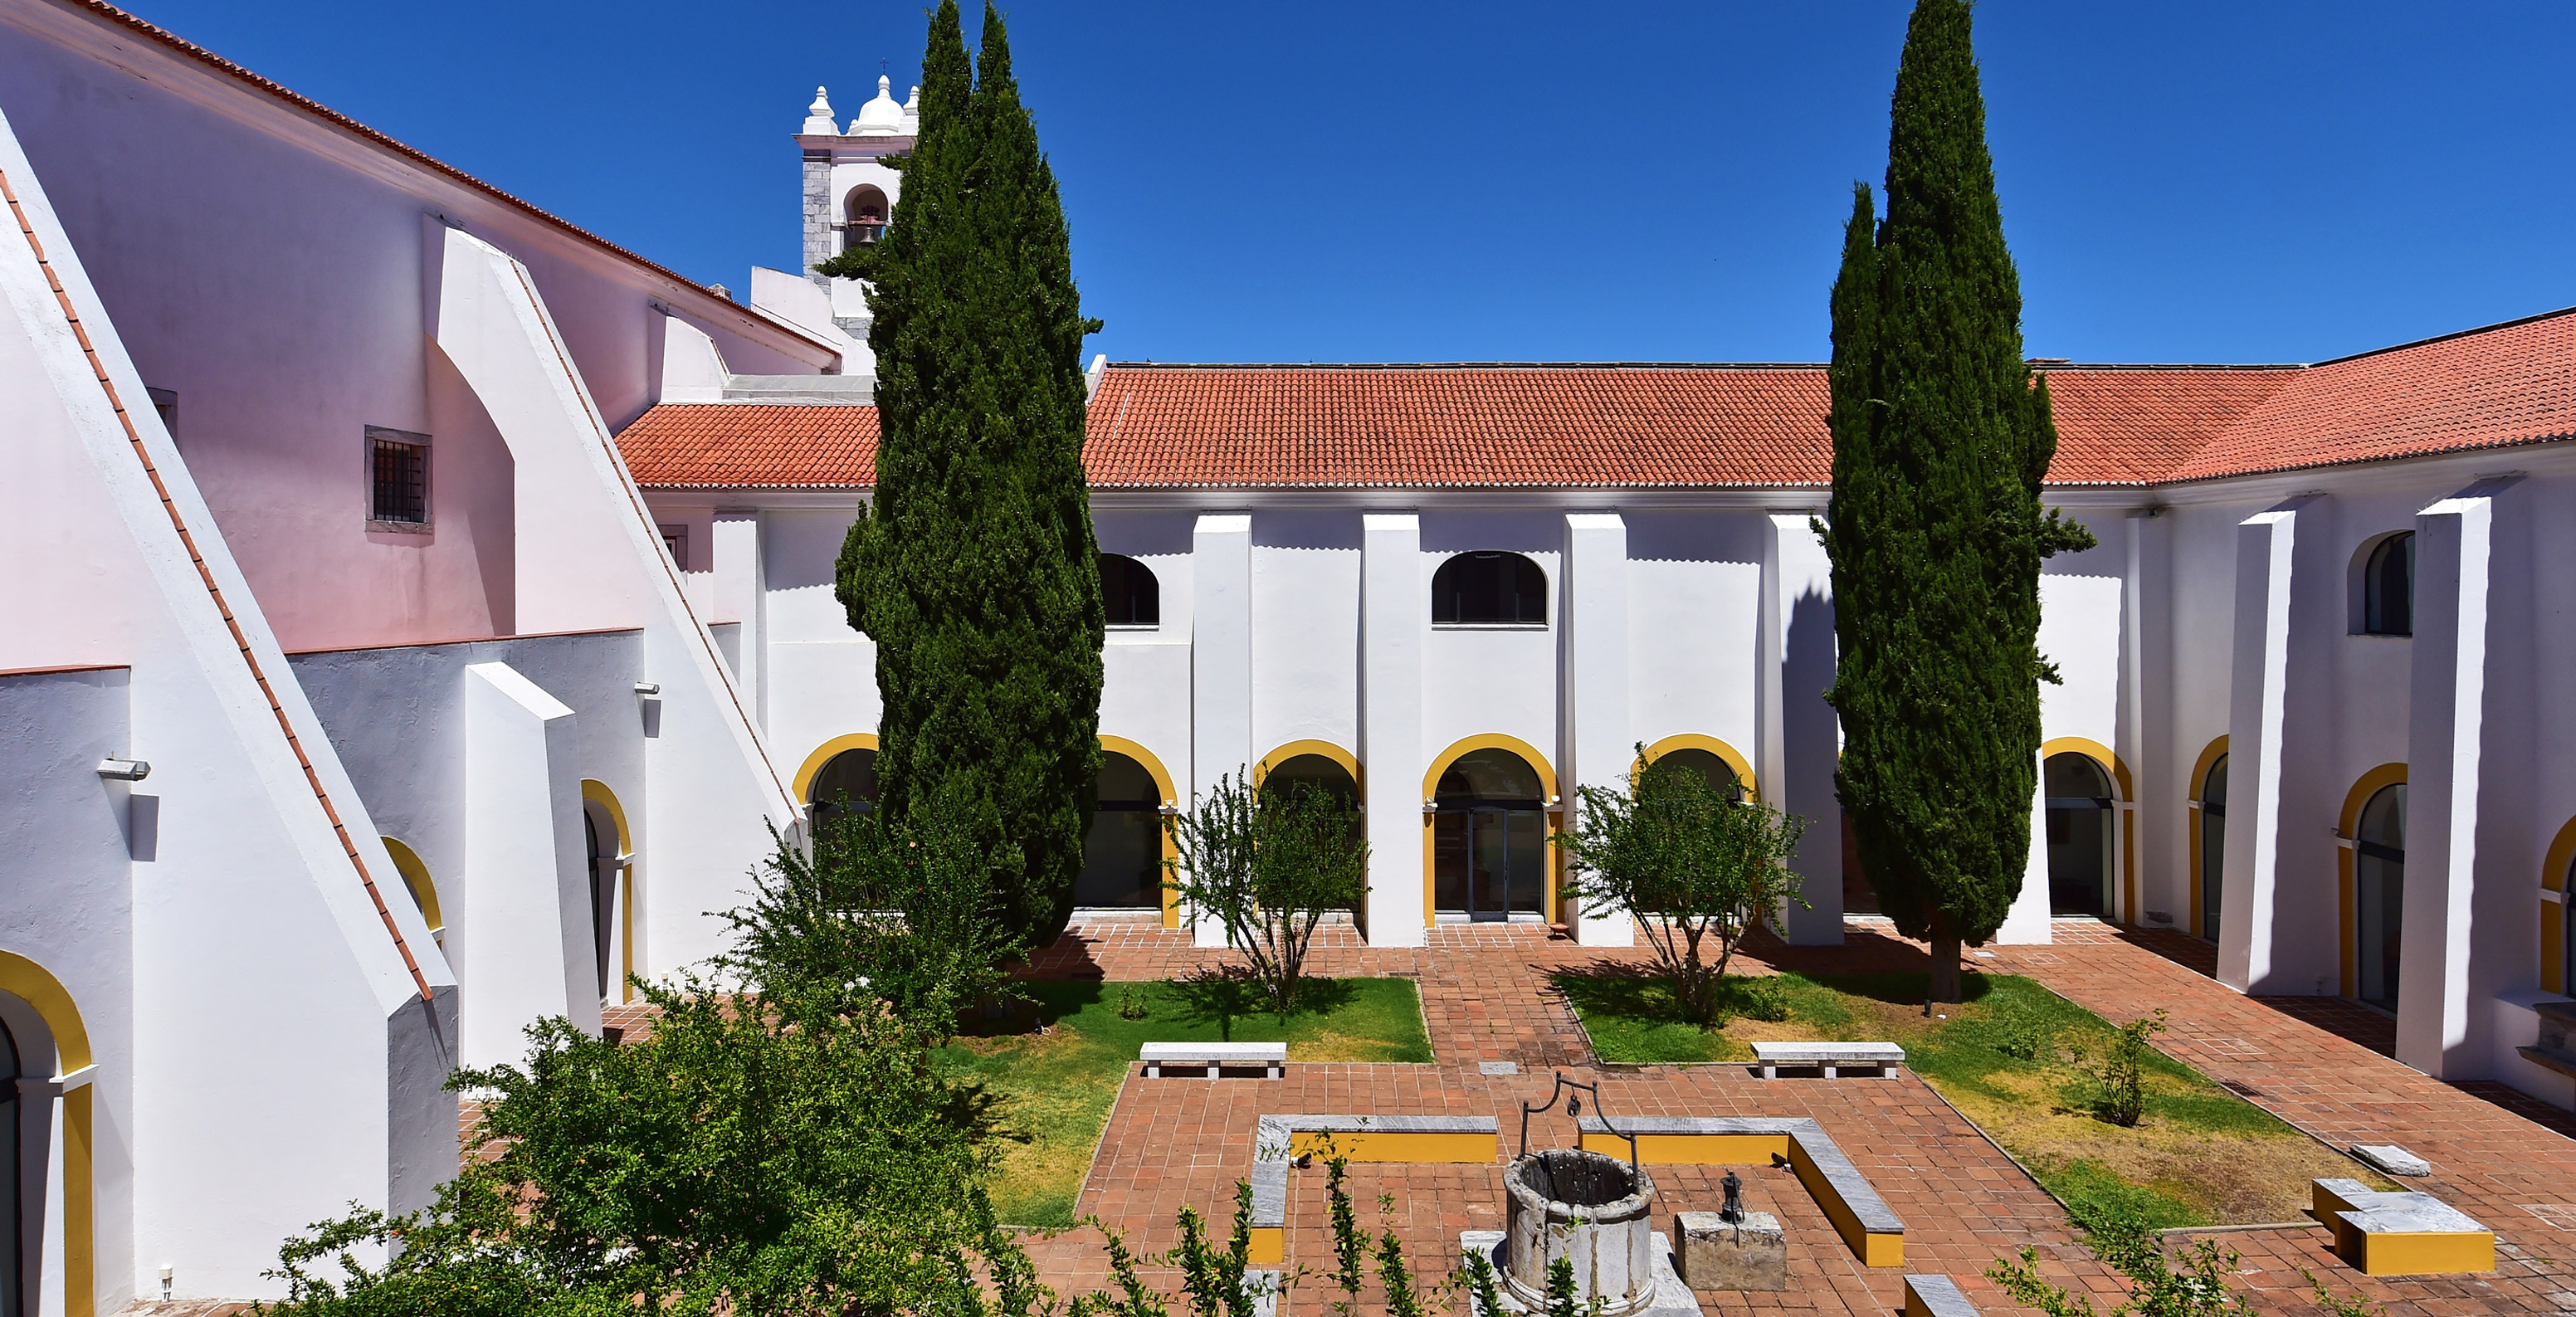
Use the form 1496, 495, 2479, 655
659, 524, 689, 569
366, 426, 431, 532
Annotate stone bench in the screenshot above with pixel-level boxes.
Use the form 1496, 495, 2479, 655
1753, 1041, 1905, 1079
2311, 1178, 2494, 1276
1902, 1274, 1979, 1317
1578, 1115, 1905, 1268
1140, 1041, 1286, 1079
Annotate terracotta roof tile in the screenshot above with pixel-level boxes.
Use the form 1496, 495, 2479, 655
611, 311, 2575, 491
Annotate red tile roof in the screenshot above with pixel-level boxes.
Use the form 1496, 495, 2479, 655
614, 308, 2575, 490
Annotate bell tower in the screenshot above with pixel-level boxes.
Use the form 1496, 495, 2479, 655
795, 76, 917, 340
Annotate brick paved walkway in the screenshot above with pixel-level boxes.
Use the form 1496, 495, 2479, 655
1023, 919, 2576, 1316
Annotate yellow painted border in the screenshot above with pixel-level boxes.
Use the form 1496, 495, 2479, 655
1574, 1129, 1900, 1267
1103, 735, 1183, 929
793, 732, 881, 803
2187, 736, 2229, 939
1256, 739, 1363, 793
0, 951, 94, 1317
1633, 734, 1759, 802
2042, 737, 2134, 921
2542, 815, 2576, 994
1247, 1226, 1285, 1266
1286, 1129, 1497, 1163
2336, 763, 2409, 1000
581, 780, 635, 1004
1420, 734, 1562, 929
380, 836, 442, 937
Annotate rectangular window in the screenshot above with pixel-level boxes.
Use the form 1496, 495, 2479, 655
659, 524, 689, 568
366, 426, 432, 531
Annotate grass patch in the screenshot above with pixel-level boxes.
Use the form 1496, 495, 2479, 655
1558, 968, 2385, 1227
934, 977, 1432, 1227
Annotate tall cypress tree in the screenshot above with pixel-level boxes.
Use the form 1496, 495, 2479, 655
1822, 0, 2092, 1001
826, 0, 1105, 948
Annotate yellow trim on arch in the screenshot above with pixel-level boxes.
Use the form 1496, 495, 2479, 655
1102, 735, 1183, 929
581, 780, 635, 1004
793, 732, 881, 803
2187, 736, 2230, 939
2041, 737, 2134, 921
380, 837, 442, 937
2335, 763, 2408, 1001
1256, 739, 1363, 793
1633, 734, 1759, 802
1420, 734, 1561, 929
2541, 815, 2576, 994
0, 951, 95, 1317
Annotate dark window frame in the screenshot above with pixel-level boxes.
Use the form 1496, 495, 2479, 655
364, 425, 432, 533
1100, 553, 1162, 628
2360, 531, 2414, 637
1431, 551, 1549, 627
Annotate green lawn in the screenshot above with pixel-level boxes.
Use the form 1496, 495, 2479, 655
934, 977, 1433, 1227
1558, 968, 2386, 1228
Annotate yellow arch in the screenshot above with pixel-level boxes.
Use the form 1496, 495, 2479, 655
1256, 739, 1362, 792
2541, 815, 2576, 993
2041, 737, 2135, 922
1421, 734, 1562, 929
793, 732, 881, 803
2187, 735, 2230, 939
2335, 763, 2409, 1000
1633, 734, 1759, 802
0, 950, 94, 1317
581, 780, 636, 1004
380, 837, 443, 938
1100, 736, 1183, 929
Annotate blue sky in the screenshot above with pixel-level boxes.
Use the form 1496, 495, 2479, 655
125, 1, 2576, 365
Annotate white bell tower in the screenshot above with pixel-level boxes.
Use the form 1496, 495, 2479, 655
747, 72, 917, 384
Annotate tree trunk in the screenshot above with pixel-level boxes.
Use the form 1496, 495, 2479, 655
1928, 918, 1962, 1004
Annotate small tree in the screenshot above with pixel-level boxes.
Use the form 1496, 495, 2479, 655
1165, 770, 1368, 1012
1556, 748, 1808, 1024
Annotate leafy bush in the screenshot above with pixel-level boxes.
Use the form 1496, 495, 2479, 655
1167, 770, 1368, 1012
2089, 1010, 2169, 1128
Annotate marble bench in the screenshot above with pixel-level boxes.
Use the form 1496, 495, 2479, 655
1140, 1041, 1286, 1079
2311, 1178, 2494, 1276
1753, 1041, 1905, 1079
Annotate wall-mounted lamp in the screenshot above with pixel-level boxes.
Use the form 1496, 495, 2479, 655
633, 682, 661, 696
96, 758, 151, 781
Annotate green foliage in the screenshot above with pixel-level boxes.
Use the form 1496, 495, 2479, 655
2045, 1159, 2202, 1237
827, 0, 1105, 949
1167, 1186, 1257, 1317
1374, 1227, 1424, 1317
1555, 970, 1850, 1063
1166, 770, 1370, 1012
1117, 983, 1152, 1020
716, 796, 1025, 1041
1325, 1149, 1368, 1307
1455, 1246, 1505, 1317
2300, 1269, 2387, 1317
256, 977, 1017, 1316
1543, 1255, 1578, 1317
1818, 0, 2096, 991
1555, 746, 1808, 1023
1988, 1229, 2254, 1317
2088, 1010, 2169, 1129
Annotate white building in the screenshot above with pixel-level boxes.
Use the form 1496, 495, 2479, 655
2, 2, 2575, 1311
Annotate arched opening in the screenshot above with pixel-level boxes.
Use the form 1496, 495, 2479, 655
382, 837, 445, 952
1100, 554, 1160, 628
579, 781, 632, 1006
583, 807, 614, 1002
1645, 747, 1744, 802
2354, 783, 2407, 1012
1, 1011, 17, 1317
1432, 552, 1547, 627
807, 746, 880, 825
1432, 747, 1548, 919
2359, 531, 2415, 637
2198, 754, 2228, 943
0, 956, 88, 1317
842, 184, 889, 250
1261, 753, 1359, 812
2043, 753, 2115, 917
1078, 752, 1165, 910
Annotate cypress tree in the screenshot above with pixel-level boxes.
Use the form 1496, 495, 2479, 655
826, 1, 1105, 948
1821, 0, 2093, 1001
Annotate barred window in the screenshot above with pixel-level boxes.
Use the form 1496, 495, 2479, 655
367, 427, 430, 528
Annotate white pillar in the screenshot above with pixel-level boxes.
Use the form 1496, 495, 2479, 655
2219, 496, 2325, 993
1761, 512, 1846, 944
711, 510, 765, 725
2398, 477, 2525, 1076
1997, 749, 2054, 944
1191, 514, 1252, 948
1360, 513, 1427, 947
1562, 513, 1634, 945
459, 661, 596, 1069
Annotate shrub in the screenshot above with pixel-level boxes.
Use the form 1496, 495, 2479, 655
2090, 1010, 2169, 1128
1166, 770, 1368, 1012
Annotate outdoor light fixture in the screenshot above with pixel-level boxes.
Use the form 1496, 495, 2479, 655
96, 758, 150, 781
633, 681, 661, 696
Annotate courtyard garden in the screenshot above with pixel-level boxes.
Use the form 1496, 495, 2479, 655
935, 975, 1433, 1227
1559, 966, 2390, 1229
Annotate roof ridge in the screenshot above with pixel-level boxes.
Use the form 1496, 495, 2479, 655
1104, 361, 1828, 371
2309, 304, 2576, 368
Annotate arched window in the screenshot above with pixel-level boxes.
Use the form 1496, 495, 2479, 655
1432, 552, 1547, 627
808, 746, 880, 824
1261, 754, 1359, 812
2043, 754, 2115, 918
2198, 755, 2227, 943
843, 185, 889, 250
1645, 747, 1744, 802
2361, 532, 2414, 636
583, 808, 615, 1002
383, 837, 444, 951
1100, 554, 1160, 628
1078, 752, 1164, 909
1432, 748, 1547, 919
2354, 783, 2407, 1011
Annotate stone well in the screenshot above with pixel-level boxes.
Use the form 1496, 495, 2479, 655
1502, 1149, 1658, 1316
